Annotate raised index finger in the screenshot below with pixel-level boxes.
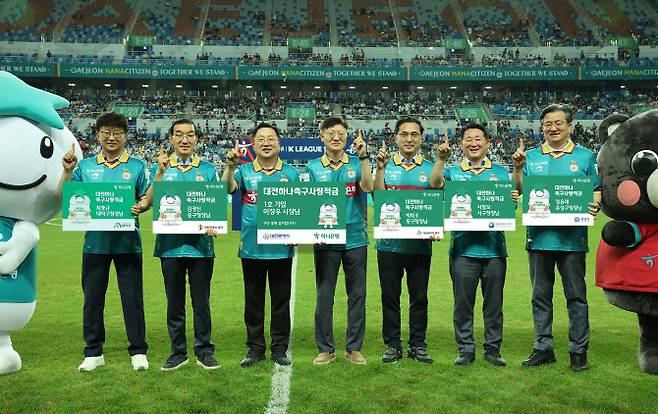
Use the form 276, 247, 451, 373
159, 144, 166, 156
518, 137, 525, 151
444, 135, 449, 145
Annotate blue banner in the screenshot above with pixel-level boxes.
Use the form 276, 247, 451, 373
279, 138, 357, 160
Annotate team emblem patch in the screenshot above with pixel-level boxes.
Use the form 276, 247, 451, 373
419, 172, 427, 183
122, 169, 131, 180
570, 160, 579, 172
196, 173, 204, 181
347, 167, 356, 178
490, 175, 498, 181
280, 175, 289, 182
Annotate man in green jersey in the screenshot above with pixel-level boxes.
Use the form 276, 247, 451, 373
223, 123, 299, 367
431, 122, 518, 367
59, 112, 149, 372
306, 117, 373, 365
143, 119, 220, 371
512, 104, 602, 372
374, 117, 441, 364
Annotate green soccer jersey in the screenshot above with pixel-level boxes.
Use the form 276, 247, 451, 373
444, 158, 509, 258
71, 151, 148, 254
375, 153, 435, 256
522, 141, 601, 252
306, 153, 368, 251
150, 154, 219, 258
0, 217, 37, 303
234, 158, 300, 260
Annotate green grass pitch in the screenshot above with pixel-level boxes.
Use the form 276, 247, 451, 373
1, 209, 657, 413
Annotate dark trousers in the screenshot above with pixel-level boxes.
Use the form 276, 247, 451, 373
449, 255, 506, 354
377, 250, 431, 349
528, 251, 589, 354
241, 258, 293, 355
82, 253, 147, 357
161, 257, 214, 357
314, 246, 367, 353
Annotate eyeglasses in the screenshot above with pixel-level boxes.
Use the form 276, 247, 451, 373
542, 120, 568, 129
99, 130, 125, 138
398, 132, 421, 138
255, 136, 277, 144
172, 132, 197, 140
325, 131, 347, 139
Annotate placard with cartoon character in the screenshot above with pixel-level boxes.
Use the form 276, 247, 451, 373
62, 182, 135, 231
257, 182, 346, 244
373, 190, 444, 239
522, 176, 594, 226
443, 181, 516, 231
152, 181, 227, 234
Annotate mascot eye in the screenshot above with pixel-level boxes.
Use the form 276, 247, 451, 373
631, 150, 658, 176
40, 136, 54, 159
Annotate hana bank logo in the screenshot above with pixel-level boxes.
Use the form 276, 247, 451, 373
641, 253, 658, 269
113, 222, 132, 230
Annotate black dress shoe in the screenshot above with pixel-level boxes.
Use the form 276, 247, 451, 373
569, 352, 588, 372
240, 351, 266, 368
454, 352, 475, 366
407, 346, 433, 364
521, 349, 556, 367
271, 352, 292, 366
381, 346, 403, 363
483, 350, 507, 367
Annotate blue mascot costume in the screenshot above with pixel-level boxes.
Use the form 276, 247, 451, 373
595, 109, 658, 375
0, 71, 82, 375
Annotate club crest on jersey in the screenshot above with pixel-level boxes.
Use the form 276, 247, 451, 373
490, 175, 498, 181
122, 169, 131, 180
347, 167, 356, 178
280, 175, 288, 182
570, 160, 579, 172
196, 173, 204, 181
419, 172, 427, 183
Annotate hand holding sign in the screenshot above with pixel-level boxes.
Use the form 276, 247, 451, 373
512, 136, 526, 170
62, 143, 78, 173
353, 130, 367, 158
437, 135, 451, 160
375, 140, 390, 169
226, 140, 241, 169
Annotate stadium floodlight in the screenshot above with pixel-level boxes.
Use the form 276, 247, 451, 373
67, 83, 76, 87
485, 86, 492, 90
141, 84, 149, 88
450, 86, 457, 89
175, 84, 183, 88
246, 85, 253, 89
280, 85, 287, 89
211, 85, 218, 88
620, 85, 626, 89
416, 86, 424, 90
314, 86, 321, 89
382, 86, 389, 90
348, 86, 356, 89
103, 83, 111, 87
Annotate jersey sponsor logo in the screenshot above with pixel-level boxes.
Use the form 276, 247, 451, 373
345, 182, 357, 197
243, 190, 258, 204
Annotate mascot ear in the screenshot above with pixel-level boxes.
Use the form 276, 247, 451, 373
599, 113, 630, 143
